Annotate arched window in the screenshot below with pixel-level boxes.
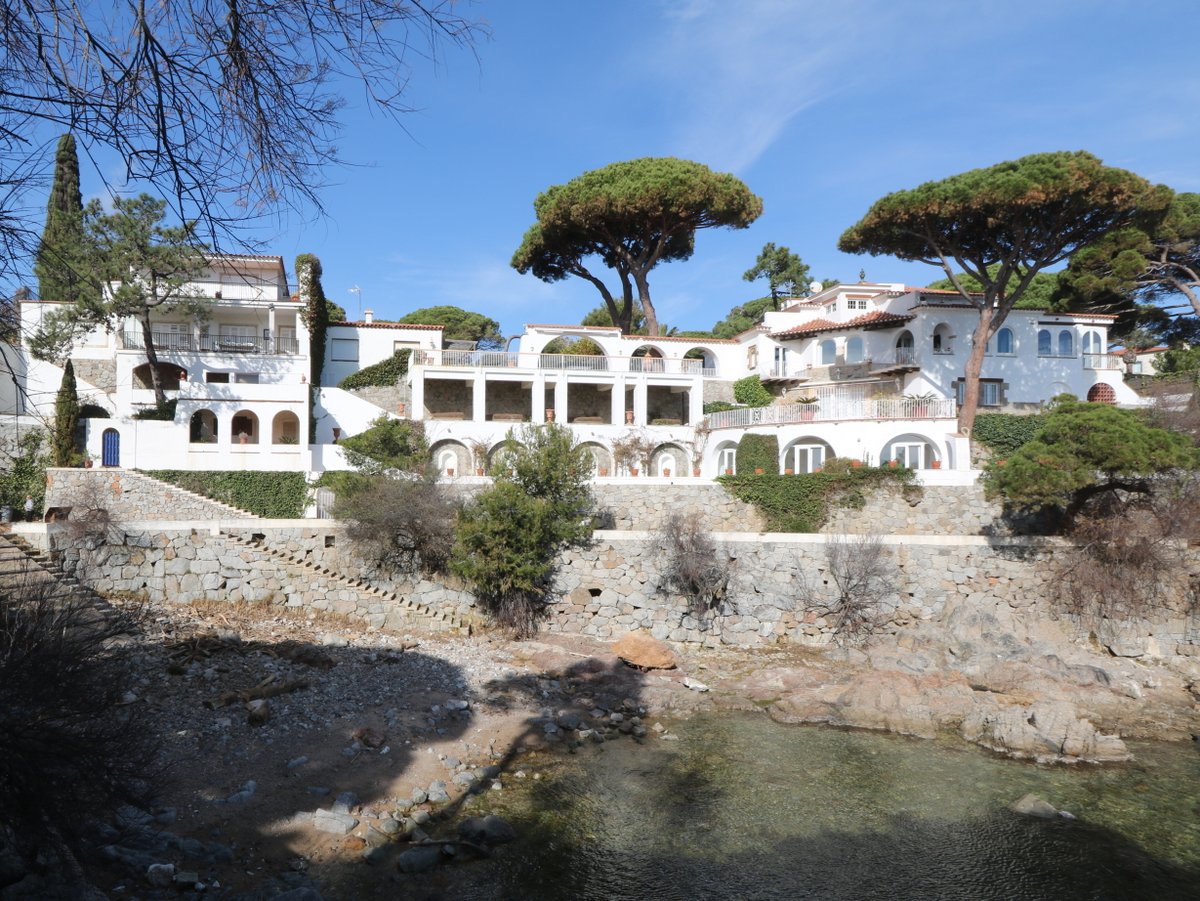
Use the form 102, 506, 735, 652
784, 438, 835, 474
231, 410, 259, 445
189, 410, 218, 443
895, 330, 915, 364
881, 433, 938, 469
1057, 330, 1074, 357
630, 345, 664, 372
1082, 331, 1102, 354
845, 336, 864, 363
271, 411, 300, 445
820, 339, 837, 365
996, 328, 1014, 355
932, 323, 953, 355
716, 443, 737, 476
1038, 329, 1052, 355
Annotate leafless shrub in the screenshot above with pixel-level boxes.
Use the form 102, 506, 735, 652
802, 534, 898, 645
656, 512, 731, 619
337, 475, 456, 574
0, 577, 156, 877
1142, 379, 1200, 444
1054, 488, 1197, 630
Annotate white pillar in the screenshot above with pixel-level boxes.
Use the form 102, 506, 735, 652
267, 305, 277, 352
410, 371, 425, 420
554, 378, 569, 424
611, 377, 626, 425
632, 377, 647, 425
688, 382, 703, 426
472, 376, 486, 423
533, 374, 547, 423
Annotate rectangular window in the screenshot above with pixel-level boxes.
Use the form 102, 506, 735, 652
233, 372, 260, 384
956, 379, 1002, 406
205, 371, 230, 383
331, 338, 359, 362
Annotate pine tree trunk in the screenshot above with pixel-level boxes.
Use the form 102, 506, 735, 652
958, 306, 994, 434
139, 307, 167, 409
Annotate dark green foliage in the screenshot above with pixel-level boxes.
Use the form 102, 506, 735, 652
52, 361, 80, 466
743, 242, 810, 304
983, 399, 1199, 520
971, 413, 1047, 458
397, 306, 503, 349
710, 296, 775, 339
339, 416, 428, 475
512, 157, 762, 335
338, 349, 411, 390
721, 464, 915, 532
146, 470, 308, 518
927, 266, 1064, 311
1155, 346, 1200, 375
450, 423, 594, 635
732, 375, 773, 407
703, 401, 735, 414
736, 434, 780, 474
0, 430, 49, 513
78, 403, 109, 418
132, 399, 177, 420
296, 254, 330, 389
35, 134, 94, 307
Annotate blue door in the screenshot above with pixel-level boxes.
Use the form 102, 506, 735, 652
101, 429, 120, 467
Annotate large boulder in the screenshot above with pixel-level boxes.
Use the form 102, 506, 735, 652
612, 632, 678, 670
961, 701, 1131, 764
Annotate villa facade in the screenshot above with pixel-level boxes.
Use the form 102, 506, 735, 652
5, 269, 1140, 483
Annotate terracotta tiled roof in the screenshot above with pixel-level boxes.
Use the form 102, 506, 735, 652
329, 321, 444, 330
772, 311, 913, 339
618, 333, 736, 345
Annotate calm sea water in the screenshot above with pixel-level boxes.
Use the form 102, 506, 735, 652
455, 713, 1200, 901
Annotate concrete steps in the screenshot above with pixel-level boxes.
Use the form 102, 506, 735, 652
0, 533, 109, 609
128, 470, 259, 519
220, 531, 478, 635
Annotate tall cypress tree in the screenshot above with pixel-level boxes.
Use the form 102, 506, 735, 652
53, 359, 81, 466
35, 134, 92, 305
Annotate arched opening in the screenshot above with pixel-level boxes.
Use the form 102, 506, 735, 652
715, 441, 738, 476
630, 345, 665, 373
541, 335, 605, 356
651, 443, 686, 478
881, 432, 938, 469
1038, 329, 1052, 355
271, 411, 301, 445
189, 409, 218, 443
845, 336, 864, 363
931, 323, 953, 355
1087, 383, 1117, 404
682, 347, 715, 373
895, 330, 915, 364
430, 440, 469, 477
132, 361, 187, 391
782, 437, 835, 474
579, 442, 612, 477
819, 339, 837, 365
101, 428, 120, 467
1057, 329, 1074, 357
231, 409, 259, 445
1082, 331, 1103, 354
995, 327, 1014, 355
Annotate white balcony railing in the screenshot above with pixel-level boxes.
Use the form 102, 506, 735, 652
417, 349, 718, 377
121, 330, 300, 355
1083, 353, 1123, 370
705, 395, 957, 430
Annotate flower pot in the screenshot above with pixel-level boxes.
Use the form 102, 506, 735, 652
84, 459, 94, 469
931, 460, 942, 470
397, 402, 406, 417
545, 408, 555, 422
599, 467, 609, 477
630, 467, 639, 477
625, 410, 635, 425
662, 469, 671, 478
851, 460, 862, 468
693, 468, 701, 477
800, 407, 816, 421
725, 468, 734, 476
476, 467, 485, 476
754, 467, 764, 475
888, 460, 898, 468
446, 468, 455, 477
784, 468, 794, 475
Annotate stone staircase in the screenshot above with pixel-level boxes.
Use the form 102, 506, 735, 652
46, 468, 259, 521
220, 531, 478, 635
0, 532, 107, 610
126, 470, 260, 519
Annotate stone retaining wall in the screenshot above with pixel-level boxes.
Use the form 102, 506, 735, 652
45, 468, 256, 520
591, 483, 764, 531
822, 482, 1000, 535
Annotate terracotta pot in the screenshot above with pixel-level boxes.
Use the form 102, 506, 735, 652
931, 460, 942, 469
397, 402, 406, 417
888, 460, 898, 468
754, 467, 764, 475
84, 459, 94, 469
599, 467, 609, 477
629, 467, 639, 477
446, 468, 455, 477
725, 468, 734, 476
476, 467, 485, 476
662, 469, 671, 478
545, 408, 555, 422
625, 410, 635, 424
851, 460, 862, 468
693, 467, 701, 477
784, 468, 794, 475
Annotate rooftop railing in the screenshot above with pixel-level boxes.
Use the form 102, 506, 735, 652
705, 395, 957, 430
121, 331, 299, 355
417, 348, 718, 376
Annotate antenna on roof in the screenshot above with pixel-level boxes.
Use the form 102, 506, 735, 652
809, 281, 823, 295
348, 285, 362, 320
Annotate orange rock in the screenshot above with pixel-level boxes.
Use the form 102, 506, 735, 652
612, 632, 678, 670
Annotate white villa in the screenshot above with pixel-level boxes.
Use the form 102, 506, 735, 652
4, 265, 1139, 486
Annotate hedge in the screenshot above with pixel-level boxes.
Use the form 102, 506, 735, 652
735, 433, 779, 474
720, 461, 915, 532
972, 413, 1046, 458
338, 349, 410, 390
145, 470, 309, 518
732, 375, 773, 407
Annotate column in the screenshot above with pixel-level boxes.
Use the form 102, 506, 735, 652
632, 378, 647, 426
409, 371, 425, 420
611, 376, 626, 425
554, 378, 568, 424
532, 374, 547, 423
472, 376, 486, 423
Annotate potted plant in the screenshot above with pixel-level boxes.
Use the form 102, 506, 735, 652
662, 467, 671, 478
888, 459, 899, 468
598, 466, 609, 477
784, 467, 794, 475
931, 459, 942, 469
905, 391, 938, 417
469, 438, 490, 477
754, 467, 765, 475
796, 394, 819, 421
612, 429, 651, 478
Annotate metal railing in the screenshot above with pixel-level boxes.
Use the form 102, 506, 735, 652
121, 331, 299, 355
705, 395, 957, 430
417, 349, 718, 376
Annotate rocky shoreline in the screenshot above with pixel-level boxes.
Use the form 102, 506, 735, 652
3, 594, 1198, 900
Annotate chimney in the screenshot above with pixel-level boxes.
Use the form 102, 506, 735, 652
363, 309, 373, 324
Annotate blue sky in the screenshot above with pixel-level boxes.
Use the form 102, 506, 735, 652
54, 1, 1200, 336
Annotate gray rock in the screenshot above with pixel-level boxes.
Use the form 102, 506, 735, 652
452, 771, 478, 787
145, 863, 175, 887
312, 810, 358, 835
410, 788, 428, 804
1009, 793, 1060, 818
458, 815, 517, 846
396, 845, 441, 874
427, 781, 450, 803
331, 791, 357, 815
225, 780, 257, 804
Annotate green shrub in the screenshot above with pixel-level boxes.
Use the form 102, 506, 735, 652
78, 403, 110, 418
736, 433, 780, 474
0, 430, 48, 513
720, 465, 914, 532
145, 470, 309, 518
339, 416, 428, 475
338, 349, 411, 390
133, 398, 177, 420
971, 413, 1046, 458
733, 375, 773, 407
703, 401, 735, 414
